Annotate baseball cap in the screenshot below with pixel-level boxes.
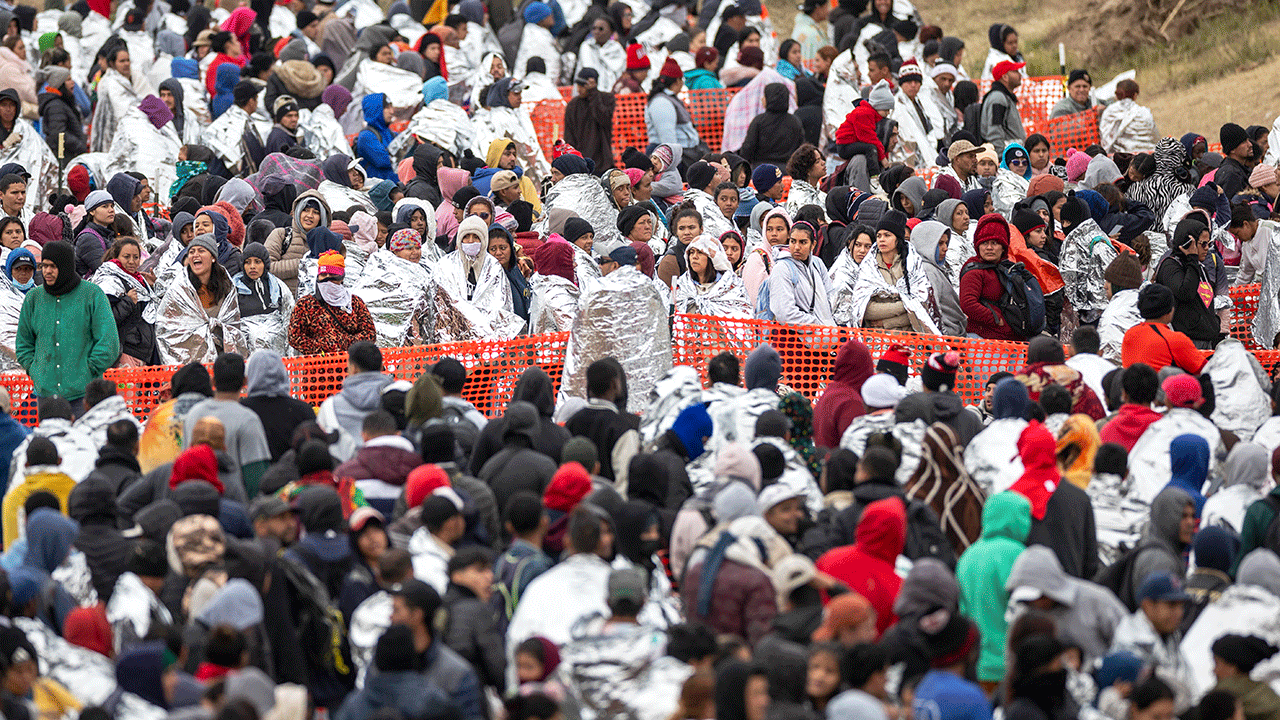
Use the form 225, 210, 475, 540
757, 483, 803, 514
348, 506, 385, 533
249, 495, 291, 522
947, 139, 981, 163
575, 67, 598, 85
608, 566, 648, 605
771, 554, 816, 605
992, 60, 1026, 80
490, 170, 519, 192
1137, 572, 1190, 603
609, 246, 638, 266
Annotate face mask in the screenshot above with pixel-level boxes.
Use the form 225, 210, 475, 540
639, 538, 662, 559
461, 241, 482, 257
12, 277, 32, 291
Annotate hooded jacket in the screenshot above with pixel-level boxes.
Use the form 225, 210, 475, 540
957, 491, 1032, 681
264, 189, 332, 292
959, 214, 1021, 341
318, 371, 394, 462
38, 82, 87, 158
910, 220, 966, 336
1098, 402, 1163, 451
355, 93, 397, 182
1004, 545, 1127, 665
404, 142, 443, 206
239, 350, 317, 461
68, 476, 132, 603
738, 82, 803, 167
815, 496, 906, 635
1016, 421, 1101, 581
1124, 486, 1194, 609
812, 340, 874, 448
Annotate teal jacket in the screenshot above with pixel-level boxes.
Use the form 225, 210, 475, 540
685, 68, 723, 90
16, 281, 119, 400
956, 491, 1032, 682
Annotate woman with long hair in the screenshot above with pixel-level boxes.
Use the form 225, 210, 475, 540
153, 231, 243, 363
90, 236, 156, 366
672, 234, 751, 318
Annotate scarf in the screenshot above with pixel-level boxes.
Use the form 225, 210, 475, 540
317, 280, 352, 312
171, 160, 207, 200
109, 258, 145, 285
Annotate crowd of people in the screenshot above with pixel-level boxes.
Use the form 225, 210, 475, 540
0, 0, 1276, 717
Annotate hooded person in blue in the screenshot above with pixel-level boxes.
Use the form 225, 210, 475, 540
355, 93, 397, 182
19, 507, 78, 633
1168, 433, 1209, 514
210, 61, 241, 119
5, 248, 36, 293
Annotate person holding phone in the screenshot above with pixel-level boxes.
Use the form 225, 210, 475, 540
1154, 218, 1221, 349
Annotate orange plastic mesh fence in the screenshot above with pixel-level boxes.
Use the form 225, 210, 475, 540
977, 76, 1065, 136
1231, 283, 1261, 349
687, 87, 742, 153
611, 93, 650, 167
671, 314, 1030, 406
0, 333, 570, 427
529, 99, 569, 160
1042, 111, 1102, 155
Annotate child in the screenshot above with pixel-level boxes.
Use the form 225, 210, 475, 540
1094, 652, 1144, 720
515, 636, 566, 699
716, 182, 740, 221
806, 643, 842, 714
835, 80, 895, 177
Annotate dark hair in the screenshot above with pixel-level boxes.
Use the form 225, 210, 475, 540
1103, 368, 1125, 412
348, 341, 383, 373
83, 378, 117, 409
37, 395, 72, 421
26, 436, 58, 466
648, 73, 681, 100
790, 222, 815, 242
377, 549, 413, 586
1095, 442, 1128, 478
443, 13, 467, 28
505, 691, 560, 720
447, 545, 494, 575
1115, 79, 1139, 100
187, 260, 233, 303
106, 418, 139, 450
423, 495, 461, 533
0, 175, 24, 193
1070, 326, 1101, 356
109, 44, 129, 66
1121, 363, 1159, 405
1024, 133, 1049, 154
708, 351, 740, 386
841, 643, 888, 689
368, 42, 389, 60
586, 358, 620, 398
778, 38, 798, 61
361, 409, 397, 437
867, 52, 891, 70
1231, 201, 1256, 228
1197, 690, 1239, 720
504, 490, 545, 535
859, 445, 899, 481
667, 623, 718, 663
211, 352, 245, 393
714, 182, 738, 201
671, 205, 704, 234
42, 47, 70, 68
1131, 677, 1175, 711
103, 236, 140, 262
24, 490, 60, 517
1130, 152, 1157, 180
204, 624, 247, 667
1095, 183, 1125, 212
786, 143, 822, 181
568, 504, 606, 554
1039, 384, 1073, 416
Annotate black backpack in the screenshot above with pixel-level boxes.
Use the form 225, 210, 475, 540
276, 551, 354, 682
1092, 538, 1160, 611
960, 260, 1046, 339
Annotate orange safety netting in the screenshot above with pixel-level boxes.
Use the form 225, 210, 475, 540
529, 99, 569, 161
687, 87, 742, 153
1230, 283, 1261, 349
976, 76, 1066, 136
0, 333, 569, 428
610, 93, 650, 166
1041, 110, 1102, 155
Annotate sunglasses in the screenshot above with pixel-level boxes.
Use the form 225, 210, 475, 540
474, 211, 492, 220
1009, 158, 1028, 166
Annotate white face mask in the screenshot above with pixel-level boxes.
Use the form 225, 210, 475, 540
461, 241, 483, 257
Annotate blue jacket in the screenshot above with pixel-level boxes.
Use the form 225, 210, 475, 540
471, 164, 524, 196
355, 94, 398, 182
0, 414, 28, 495
334, 669, 459, 720
210, 62, 240, 119
1167, 433, 1209, 514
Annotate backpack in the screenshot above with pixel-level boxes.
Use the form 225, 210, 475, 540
960, 260, 1046, 339
439, 403, 481, 459
292, 544, 356, 602
276, 551, 354, 681
1092, 538, 1160, 611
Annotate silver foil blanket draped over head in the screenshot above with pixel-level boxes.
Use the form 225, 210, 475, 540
246, 153, 324, 194
352, 247, 438, 347
1202, 338, 1271, 441
105, 106, 181, 200
528, 272, 581, 335
391, 99, 478, 159
561, 265, 673, 414
3, 117, 60, 218
434, 251, 525, 341
151, 267, 245, 365
533, 175, 621, 253
0, 273, 26, 372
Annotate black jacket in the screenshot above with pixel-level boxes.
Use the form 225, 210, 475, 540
1099, 200, 1157, 246
1155, 249, 1221, 344
1024, 480, 1100, 580
469, 368, 570, 474
476, 438, 557, 518
1215, 157, 1251, 200
241, 395, 318, 462
38, 89, 87, 158
799, 477, 956, 567
441, 583, 507, 693
564, 87, 615, 172
107, 284, 156, 364
264, 124, 300, 155
88, 445, 143, 497
68, 477, 134, 602
75, 222, 115, 279
403, 143, 443, 207
739, 83, 804, 167
565, 403, 640, 482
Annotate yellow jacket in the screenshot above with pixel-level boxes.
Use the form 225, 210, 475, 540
2, 467, 75, 549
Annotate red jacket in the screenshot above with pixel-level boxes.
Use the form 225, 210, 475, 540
815, 496, 906, 636
958, 261, 1021, 341
1121, 322, 1207, 374
834, 102, 888, 161
1099, 403, 1164, 451
813, 340, 874, 448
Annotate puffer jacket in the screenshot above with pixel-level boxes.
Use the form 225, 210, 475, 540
38, 87, 87, 158
680, 555, 777, 645
264, 189, 331, 293
738, 82, 803, 167
441, 583, 506, 693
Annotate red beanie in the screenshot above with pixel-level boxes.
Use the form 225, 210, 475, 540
406, 464, 450, 509
170, 445, 224, 494
626, 43, 650, 71
880, 344, 911, 367
973, 213, 1011, 252
544, 462, 592, 512
659, 57, 682, 80
67, 165, 91, 203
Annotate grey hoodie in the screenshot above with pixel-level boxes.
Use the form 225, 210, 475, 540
908, 220, 966, 336
245, 350, 291, 397
325, 372, 394, 451
1005, 545, 1127, 664
1130, 487, 1193, 603
1237, 549, 1280, 598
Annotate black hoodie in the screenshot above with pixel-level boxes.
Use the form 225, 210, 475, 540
468, 367, 571, 474
68, 476, 134, 602
404, 142, 443, 206
738, 82, 804, 167
38, 85, 87, 157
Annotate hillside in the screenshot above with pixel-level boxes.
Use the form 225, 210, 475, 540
766, 0, 1280, 137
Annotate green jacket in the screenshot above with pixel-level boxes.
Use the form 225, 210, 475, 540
1233, 485, 1280, 576
16, 281, 119, 401
1216, 675, 1280, 720
956, 491, 1032, 682
685, 68, 723, 90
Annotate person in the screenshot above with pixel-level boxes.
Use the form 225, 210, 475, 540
910, 614, 990, 720
486, 225, 531, 323
1004, 545, 1128, 666
1208, 634, 1280, 720
478, 402, 558, 516
74, 190, 117, 279
816, 496, 906, 636
564, 68, 615, 172
1099, 364, 1163, 451
1051, 69, 1094, 119
16, 240, 118, 411
565, 360, 641, 486
911, 220, 966, 336
1004, 634, 1074, 720
768, 221, 834, 326
850, 210, 940, 333
2, 438, 74, 547
673, 234, 753, 317
152, 232, 243, 364
288, 250, 378, 356
682, 515, 790, 644
957, 491, 1032, 690
333, 624, 459, 720
1155, 218, 1221, 349
739, 83, 802, 167
1216, 123, 1254, 199
90, 237, 156, 366
980, 59, 1025, 153
647, 58, 702, 166
491, 491, 553, 631
1122, 283, 1208, 373
994, 143, 1032, 216
892, 59, 944, 169
89, 44, 135, 153
959, 213, 1023, 340
829, 221, 875, 326
317, 342, 393, 461
355, 93, 398, 183
812, 339, 874, 448
576, 16, 625, 93
1110, 572, 1194, 709
1060, 192, 1118, 325
435, 216, 521, 339
440, 546, 506, 694
834, 80, 893, 178
1098, 251, 1145, 362
615, 42, 650, 94
38, 65, 86, 159
390, 579, 485, 720
182, 353, 271, 498
1013, 421, 1100, 580
686, 46, 722, 90
1099, 80, 1159, 154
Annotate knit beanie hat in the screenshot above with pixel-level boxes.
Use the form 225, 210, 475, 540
876, 209, 907, 244
188, 232, 218, 257
1104, 251, 1142, 291
659, 57, 682, 80
920, 350, 960, 392
687, 161, 717, 192
867, 80, 894, 112
695, 46, 718, 67
1220, 123, 1249, 156
317, 250, 344, 277
876, 344, 911, 385
522, 1, 551, 23
897, 58, 923, 83
1250, 164, 1277, 189
973, 213, 1010, 252
85, 189, 113, 212
1027, 173, 1064, 197
1138, 282, 1175, 319
752, 164, 782, 194
1011, 208, 1045, 237
744, 344, 782, 391
626, 43, 650, 70
1065, 149, 1090, 182
561, 216, 593, 246
1058, 193, 1090, 231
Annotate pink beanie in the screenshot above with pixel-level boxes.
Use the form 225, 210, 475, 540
1066, 149, 1090, 183
624, 167, 645, 186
